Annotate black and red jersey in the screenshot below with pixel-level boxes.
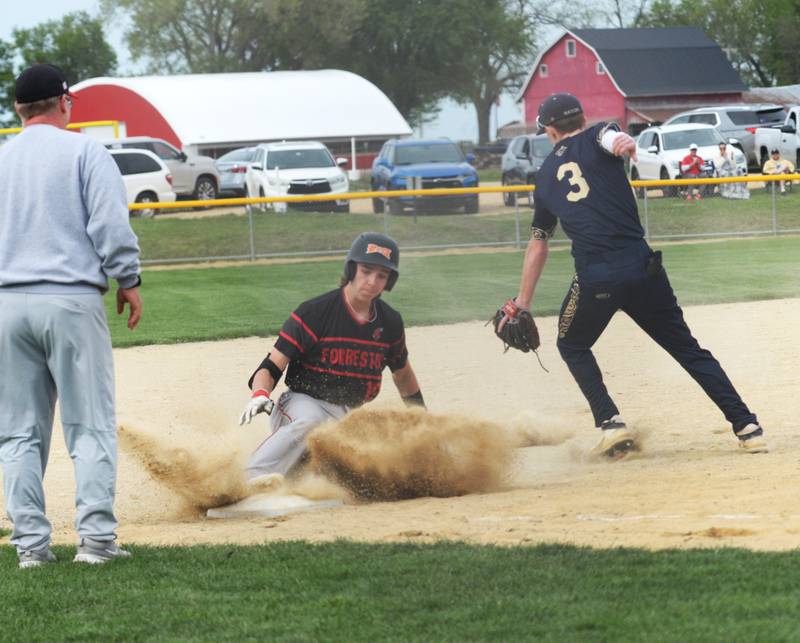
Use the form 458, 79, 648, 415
274, 288, 408, 407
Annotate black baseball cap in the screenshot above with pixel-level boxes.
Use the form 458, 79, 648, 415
15, 64, 72, 104
537, 93, 584, 133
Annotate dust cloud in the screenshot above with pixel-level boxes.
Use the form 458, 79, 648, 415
307, 408, 516, 501
506, 411, 578, 447
119, 408, 564, 511
118, 425, 249, 511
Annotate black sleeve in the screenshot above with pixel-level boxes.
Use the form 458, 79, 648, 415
531, 190, 558, 240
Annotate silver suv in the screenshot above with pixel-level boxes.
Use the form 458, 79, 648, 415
663, 104, 786, 169
500, 134, 553, 206
103, 137, 220, 201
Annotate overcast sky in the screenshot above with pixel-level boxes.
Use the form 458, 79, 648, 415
3, 0, 522, 142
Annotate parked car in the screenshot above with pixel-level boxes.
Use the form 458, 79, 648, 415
216, 146, 258, 197
244, 141, 350, 213
500, 133, 554, 206
754, 105, 800, 169
630, 123, 747, 196
371, 138, 479, 214
475, 138, 511, 155
663, 104, 786, 169
108, 148, 176, 218
103, 136, 220, 202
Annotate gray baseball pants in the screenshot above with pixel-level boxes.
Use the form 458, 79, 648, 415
245, 390, 348, 479
0, 291, 119, 553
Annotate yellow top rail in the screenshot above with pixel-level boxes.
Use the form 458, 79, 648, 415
0, 120, 120, 138
129, 173, 800, 211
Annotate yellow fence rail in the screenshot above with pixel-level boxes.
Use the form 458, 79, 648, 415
0, 120, 120, 138
128, 173, 800, 211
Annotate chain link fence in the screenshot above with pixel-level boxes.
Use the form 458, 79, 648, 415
131, 176, 799, 266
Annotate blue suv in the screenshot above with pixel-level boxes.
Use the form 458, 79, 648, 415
371, 139, 479, 214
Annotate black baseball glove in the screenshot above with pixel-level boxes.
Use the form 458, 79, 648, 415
490, 298, 541, 353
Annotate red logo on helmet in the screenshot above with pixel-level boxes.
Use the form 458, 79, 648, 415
366, 243, 392, 259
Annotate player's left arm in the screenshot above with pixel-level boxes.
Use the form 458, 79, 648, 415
392, 361, 425, 408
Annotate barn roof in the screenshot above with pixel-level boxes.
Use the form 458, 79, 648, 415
573, 28, 747, 97
518, 28, 747, 101
72, 70, 412, 146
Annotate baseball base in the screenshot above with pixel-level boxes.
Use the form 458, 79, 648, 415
206, 493, 343, 519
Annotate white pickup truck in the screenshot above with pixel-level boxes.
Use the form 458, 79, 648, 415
754, 107, 800, 169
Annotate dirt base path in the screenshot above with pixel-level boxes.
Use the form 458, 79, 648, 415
2, 298, 798, 551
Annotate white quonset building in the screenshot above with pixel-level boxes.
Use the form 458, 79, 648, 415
70, 70, 412, 169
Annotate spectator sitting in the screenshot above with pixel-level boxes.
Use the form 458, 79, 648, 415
714, 142, 749, 200
680, 143, 706, 200
762, 149, 795, 195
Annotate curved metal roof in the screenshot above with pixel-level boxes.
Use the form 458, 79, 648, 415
72, 70, 412, 146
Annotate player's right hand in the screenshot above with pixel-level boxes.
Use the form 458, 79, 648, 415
239, 389, 275, 425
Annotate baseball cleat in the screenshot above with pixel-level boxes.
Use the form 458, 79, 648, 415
736, 423, 768, 454
73, 538, 132, 564
247, 472, 285, 494
18, 547, 57, 569
591, 416, 637, 459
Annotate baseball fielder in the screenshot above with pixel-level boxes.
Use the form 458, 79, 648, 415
499, 92, 766, 458
239, 232, 425, 486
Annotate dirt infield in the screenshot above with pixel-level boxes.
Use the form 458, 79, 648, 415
1, 298, 798, 550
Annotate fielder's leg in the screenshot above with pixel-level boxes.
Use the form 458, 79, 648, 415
0, 292, 57, 554
245, 391, 348, 479
623, 268, 761, 441
39, 294, 121, 542
556, 275, 622, 427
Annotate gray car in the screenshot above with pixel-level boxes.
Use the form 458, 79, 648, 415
500, 134, 553, 206
103, 136, 220, 201
216, 146, 257, 197
663, 104, 786, 169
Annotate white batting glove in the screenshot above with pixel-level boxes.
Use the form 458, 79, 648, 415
239, 389, 275, 425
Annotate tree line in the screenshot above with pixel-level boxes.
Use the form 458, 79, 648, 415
3, 0, 800, 140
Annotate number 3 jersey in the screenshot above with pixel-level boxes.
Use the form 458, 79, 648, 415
531, 122, 644, 260
274, 288, 408, 407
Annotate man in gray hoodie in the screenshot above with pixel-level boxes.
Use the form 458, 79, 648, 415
0, 64, 142, 568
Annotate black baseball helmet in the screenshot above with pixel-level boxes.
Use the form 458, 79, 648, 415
343, 232, 400, 291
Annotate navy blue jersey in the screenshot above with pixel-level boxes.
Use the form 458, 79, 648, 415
274, 288, 408, 407
531, 123, 644, 259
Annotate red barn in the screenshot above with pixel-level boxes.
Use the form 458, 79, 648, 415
517, 27, 747, 134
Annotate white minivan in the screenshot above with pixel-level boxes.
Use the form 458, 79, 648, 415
109, 148, 176, 217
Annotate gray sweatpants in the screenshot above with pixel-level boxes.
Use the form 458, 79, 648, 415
245, 390, 348, 479
0, 291, 119, 553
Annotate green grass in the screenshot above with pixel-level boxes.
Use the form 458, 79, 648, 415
134, 187, 800, 262
478, 167, 502, 182
107, 236, 800, 346
132, 210, 526, 262
640, 188, 800, 237
1, 542, 799, 641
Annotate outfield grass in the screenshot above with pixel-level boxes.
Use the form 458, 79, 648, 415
132, 210, 526, 262
132, 186, 800, 262
1, 542, 799, 641
641, 188, 800, 237
107, 236, 800, 347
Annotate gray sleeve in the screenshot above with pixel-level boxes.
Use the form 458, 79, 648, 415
81, 141, 141, 287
